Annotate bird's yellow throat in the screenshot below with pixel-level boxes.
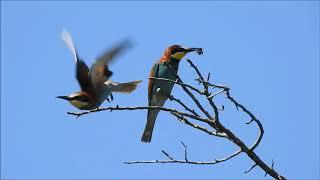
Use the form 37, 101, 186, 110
171, 52, 187, 60
69, 100, 88, 109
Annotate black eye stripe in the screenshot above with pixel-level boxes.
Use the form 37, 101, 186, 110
73, 96, 89, 102
171, 47, 184, 54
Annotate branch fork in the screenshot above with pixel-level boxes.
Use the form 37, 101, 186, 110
67, 59, 285, 180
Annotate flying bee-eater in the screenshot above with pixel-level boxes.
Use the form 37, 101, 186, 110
57, 29, 142, 110
141, 45, 203, 143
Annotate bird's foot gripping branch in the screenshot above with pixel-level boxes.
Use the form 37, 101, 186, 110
68, 59, 286, 180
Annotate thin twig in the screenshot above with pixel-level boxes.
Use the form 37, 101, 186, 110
207, 89, 226, 99
149, 77, 204, 95
161, 150, 174, 160
168, 94, 200, 117
244, 164, 258, 173
186, 59, 222, 126
224, 90, 264, 151
68, 106, 211, 124
186, 59, 284, 179
265, 159, 276, 177
124, 142, 242, 165
186, 59, 264, 151
181, 141, 188, 162
163, 62, 217, 129
171, 112, 227, 138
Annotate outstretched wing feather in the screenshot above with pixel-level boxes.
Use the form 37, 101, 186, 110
76, 59, 92, 93
61, 28, 92, 93
90, 39, 131, 88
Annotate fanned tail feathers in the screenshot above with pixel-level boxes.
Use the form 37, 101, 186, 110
105, 80, 142, 93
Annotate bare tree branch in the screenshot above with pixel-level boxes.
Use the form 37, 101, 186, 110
68, 106, 204, 123
163, 62, 217, 125
67, 59, 286, 180
171, 112, 226, 137
185, 59, 284, 179
149, 77, 204, 95
167, 94, 200, 117
124, 141, 242, 165
68, 106, 228, 138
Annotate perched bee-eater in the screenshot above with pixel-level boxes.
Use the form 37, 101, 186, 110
141, 45, 203, 143
57, 29, 142, 110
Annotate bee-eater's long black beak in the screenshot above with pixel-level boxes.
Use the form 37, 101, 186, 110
185, 48, 203, 55
56, 96, 71, 101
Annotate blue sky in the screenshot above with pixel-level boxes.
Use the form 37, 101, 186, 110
1, 1, 319, 179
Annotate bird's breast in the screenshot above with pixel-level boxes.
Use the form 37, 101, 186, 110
69, 100, 91, 110
154, 62, 179, 95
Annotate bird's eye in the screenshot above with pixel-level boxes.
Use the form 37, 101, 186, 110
171, 49, 178, 55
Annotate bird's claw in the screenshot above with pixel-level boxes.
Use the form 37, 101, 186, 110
106, 93, 114, 103
110, 93, 114, 101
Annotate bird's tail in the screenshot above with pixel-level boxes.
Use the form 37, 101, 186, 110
106, 80, 142, 93
141, 97, 166, 143
141, 109, 160, 143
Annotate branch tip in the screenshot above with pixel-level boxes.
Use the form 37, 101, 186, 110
244, 164, 258, 173
181, 141, 187, 149
161, 150, 174, 160
207, 72, 211, 81
246, 119, 254, 124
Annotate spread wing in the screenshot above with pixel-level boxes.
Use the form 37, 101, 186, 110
148, 62, 160, 103
76, 59, 92, 92
90, 39, 131, 89
61, 29, 92, 93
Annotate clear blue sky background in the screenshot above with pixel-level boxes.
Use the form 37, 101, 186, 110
1, 1, 319, 179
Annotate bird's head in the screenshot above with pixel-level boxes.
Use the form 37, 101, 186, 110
56, 91, 93, 110
163, 45, 203, 60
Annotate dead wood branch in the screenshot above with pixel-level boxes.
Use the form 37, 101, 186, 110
67, 59, 285, 180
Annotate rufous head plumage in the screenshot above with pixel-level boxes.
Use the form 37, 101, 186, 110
160, 45, 203, 63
